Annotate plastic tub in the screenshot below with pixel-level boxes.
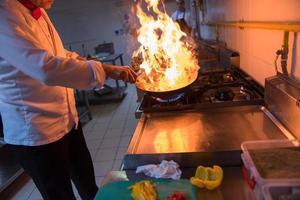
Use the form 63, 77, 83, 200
263, 182, 300, 200
241, 139, 300, 200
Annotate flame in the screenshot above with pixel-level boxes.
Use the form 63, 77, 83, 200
133, 0, 199, 92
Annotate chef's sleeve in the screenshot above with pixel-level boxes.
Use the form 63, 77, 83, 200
65, 49, 81, 59
0, 16, 105, 90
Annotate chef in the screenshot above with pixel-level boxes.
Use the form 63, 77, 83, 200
0, 0, 136, 199
171, 0, 196, 37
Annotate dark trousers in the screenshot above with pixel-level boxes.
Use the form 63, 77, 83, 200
8, 123, 98, 200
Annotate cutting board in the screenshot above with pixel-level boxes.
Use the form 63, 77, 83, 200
94, 179, 197, 200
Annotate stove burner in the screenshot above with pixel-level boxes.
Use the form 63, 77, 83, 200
137, 67, 264, 116
238, 86, 255, 100
215, 87, 235, 101
152, 93, 185, 103
200, 84, 258, 103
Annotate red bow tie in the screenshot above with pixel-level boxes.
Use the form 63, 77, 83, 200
17, 0, 41, 20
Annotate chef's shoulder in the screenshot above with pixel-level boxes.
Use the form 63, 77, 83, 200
0, 0, 28, 30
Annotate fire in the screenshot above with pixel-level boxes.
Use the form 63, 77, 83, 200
132, 0, 199, 92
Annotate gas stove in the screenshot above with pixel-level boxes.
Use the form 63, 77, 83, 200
135, 67, 264, 118
200, 85, 259, 103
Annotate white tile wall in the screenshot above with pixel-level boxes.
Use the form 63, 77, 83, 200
48, 0, 177, 65
200, 0, 300, 85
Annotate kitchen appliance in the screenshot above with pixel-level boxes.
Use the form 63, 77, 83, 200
126, 105, 288, 169
123, 34, 300, 198
121, 74, 296, 200
135, 66, 264, 118
128, 70, 300, 168
265, 75, 300, 139
135, 72, 198, 98
197, 40, 240, 69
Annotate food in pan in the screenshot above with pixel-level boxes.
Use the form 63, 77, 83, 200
131, 0, 199, 93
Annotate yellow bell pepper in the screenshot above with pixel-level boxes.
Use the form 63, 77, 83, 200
190, 165, 223, 190
128, 180, 157, 200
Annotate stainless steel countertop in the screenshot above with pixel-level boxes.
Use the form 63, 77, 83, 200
119, 106, 290, 199
128, 105, 287, 155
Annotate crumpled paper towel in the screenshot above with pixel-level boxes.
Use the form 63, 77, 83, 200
136, 160, 182, 180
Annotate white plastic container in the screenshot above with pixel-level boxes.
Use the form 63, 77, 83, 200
241, 139, 300, 200
263, 182, 300, 200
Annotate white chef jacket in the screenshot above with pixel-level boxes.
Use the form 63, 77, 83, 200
0, 0, 106, 146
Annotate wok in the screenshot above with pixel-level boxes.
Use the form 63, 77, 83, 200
135, 72, 198, 98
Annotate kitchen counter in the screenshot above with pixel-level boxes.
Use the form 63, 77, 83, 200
120, 103, 292, 199
119, 104, 291, 199
128, 105, 286, 155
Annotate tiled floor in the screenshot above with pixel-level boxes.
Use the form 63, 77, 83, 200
6, 84, 139, 200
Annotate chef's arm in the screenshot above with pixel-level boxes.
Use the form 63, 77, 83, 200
83, 57, 137, 83
65, 49, 80, 59
65, 49, 86, 61
101, 63, 137, 83
0, 23, 105, 90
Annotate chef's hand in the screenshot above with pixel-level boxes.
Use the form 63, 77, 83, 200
102, 64, 137, 83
